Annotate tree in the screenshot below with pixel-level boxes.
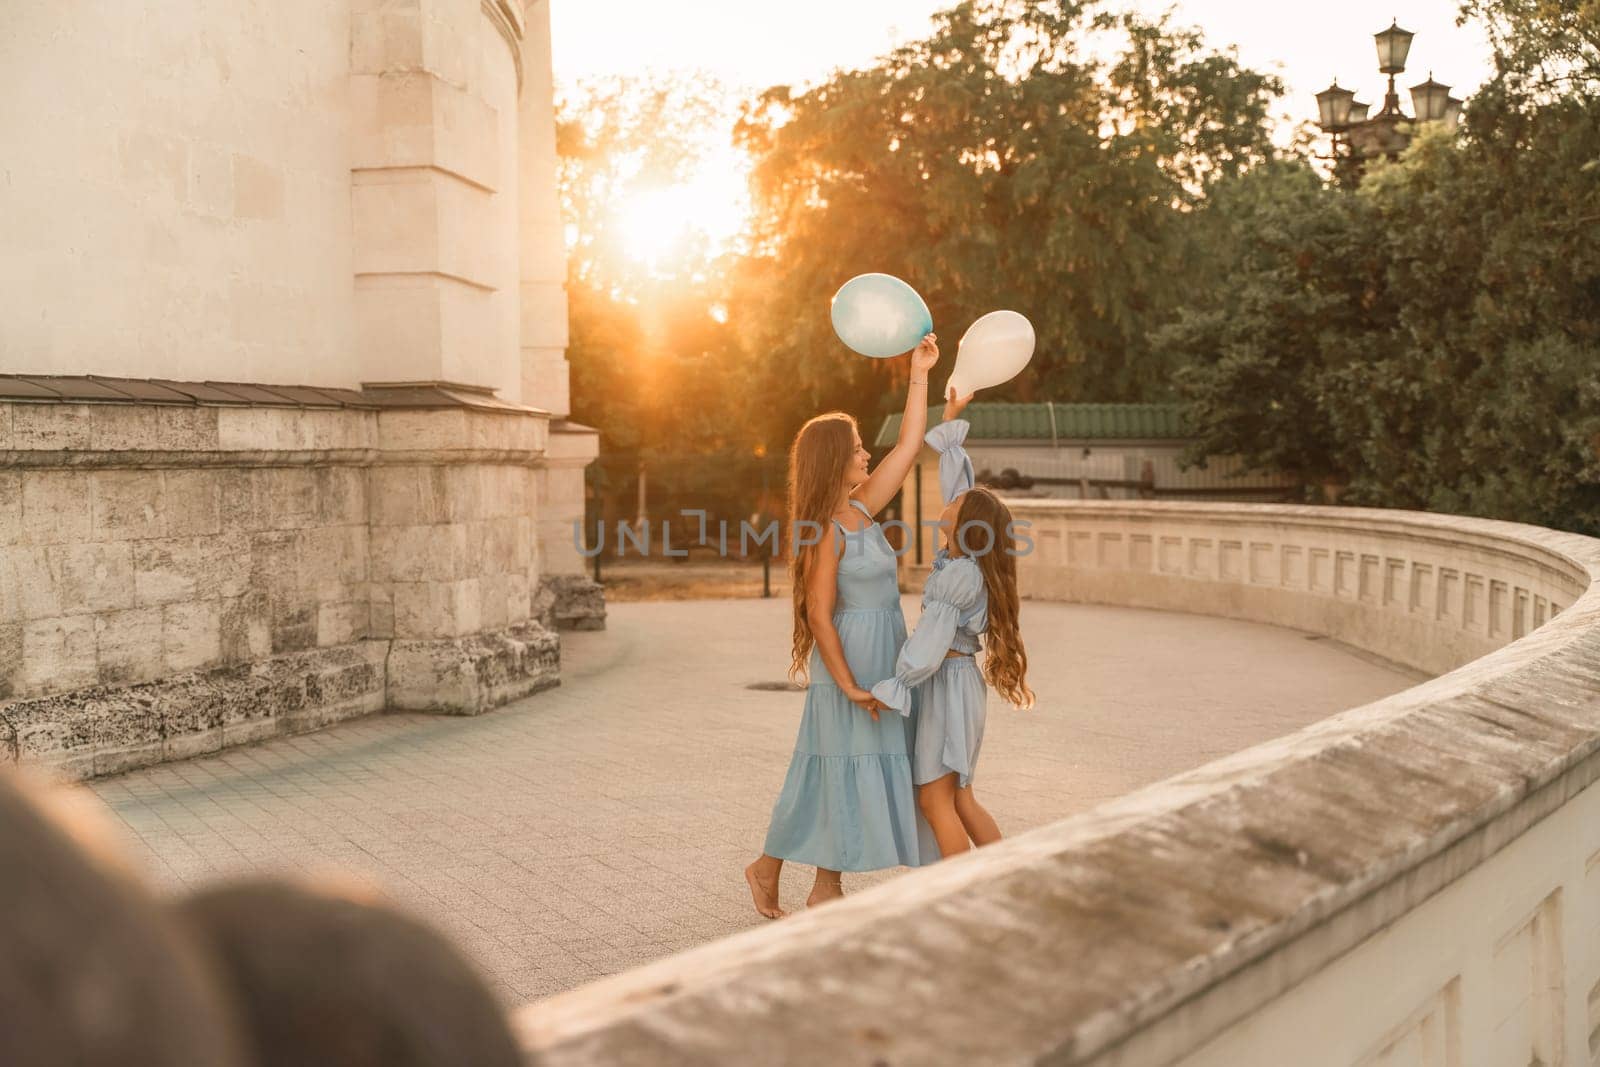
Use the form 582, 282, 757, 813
1161, 161, 1392, 491
726, 0, 1282, 451
558, 75, 771, 528
557, 74, 725, 295
1167, 1, 1600, 531
557, 74, 757, 459
1460, 0, 1600, 103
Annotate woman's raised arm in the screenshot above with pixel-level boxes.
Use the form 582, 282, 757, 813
851, 333, 939, 516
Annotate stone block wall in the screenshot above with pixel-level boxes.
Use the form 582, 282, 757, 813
1, 391, 602, 780
3, 2, 356, 385
5, 464, 371, 691
0, 0, 595, 777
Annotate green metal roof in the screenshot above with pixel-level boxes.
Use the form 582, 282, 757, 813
874, 402, 1189, 448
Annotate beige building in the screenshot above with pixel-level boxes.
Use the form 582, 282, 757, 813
0, 0, 603, 778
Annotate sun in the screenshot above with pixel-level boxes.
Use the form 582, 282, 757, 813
616, 188, 692, 271
613, 148, 751, 274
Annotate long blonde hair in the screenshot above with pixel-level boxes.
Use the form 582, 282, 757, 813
787, 413, 857, 682
955, 487, 1035, 709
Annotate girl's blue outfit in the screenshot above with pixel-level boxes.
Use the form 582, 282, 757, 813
872, 419, 990, 789
762, 497, 935, 871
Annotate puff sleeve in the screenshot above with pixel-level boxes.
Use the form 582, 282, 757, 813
870, 558, 984, 715
924, 418, 974, 505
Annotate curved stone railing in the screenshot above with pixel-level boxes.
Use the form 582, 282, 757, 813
1013, 501, 1588, 676
516, 502, 1600, 1065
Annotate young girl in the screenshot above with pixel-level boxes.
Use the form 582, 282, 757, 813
870, 388, 1035, 858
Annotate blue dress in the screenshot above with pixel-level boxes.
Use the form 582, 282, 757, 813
762, 497, 934, 871
871, 419, 991, 789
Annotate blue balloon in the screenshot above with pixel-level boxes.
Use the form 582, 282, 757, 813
829, 273, 933, 358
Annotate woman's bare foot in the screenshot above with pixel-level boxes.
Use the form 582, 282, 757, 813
744, 860, 786, 919
805, 875, 844, 908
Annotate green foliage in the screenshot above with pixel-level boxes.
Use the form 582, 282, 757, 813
1163, 161, 1392, 487
1167, 4, 1600, 532
558, 0, 1600, 535
727, 0, 1281, 449
1460, 0, 1600, 103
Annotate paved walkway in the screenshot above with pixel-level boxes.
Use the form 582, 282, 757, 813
85, 598, 1424, 1005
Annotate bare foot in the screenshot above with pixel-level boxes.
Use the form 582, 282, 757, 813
744, 861, 786, 919
805, 877, 844, 909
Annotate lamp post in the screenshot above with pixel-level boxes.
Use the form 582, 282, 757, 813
1315, 20, 1461, 186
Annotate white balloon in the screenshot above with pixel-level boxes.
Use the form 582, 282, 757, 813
946, 310, 1035, 399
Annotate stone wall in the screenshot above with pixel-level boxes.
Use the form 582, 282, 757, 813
3, 1, 355, 386
0, 2, 602, 780
1, 392, 602, 780
1, 1, 570, 412
514, 501, 1600, 1066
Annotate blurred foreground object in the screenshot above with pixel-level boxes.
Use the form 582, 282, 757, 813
0, 771, 247, 1067
177, 879, 523, 1067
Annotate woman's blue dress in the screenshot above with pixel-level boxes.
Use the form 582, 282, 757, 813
762, 497, 934, 871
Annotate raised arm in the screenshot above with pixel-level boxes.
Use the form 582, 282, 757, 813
924, 417, 974, 506
806, 524, 884, 720
850, 333, 940, 516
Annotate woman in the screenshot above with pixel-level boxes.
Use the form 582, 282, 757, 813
744, 334, 941, 918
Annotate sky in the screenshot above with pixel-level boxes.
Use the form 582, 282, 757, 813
548, 1, 1495, 263
549, 0, 1493, 118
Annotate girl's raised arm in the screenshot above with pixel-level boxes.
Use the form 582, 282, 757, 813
925, 407, 975, 507
850, 333, 939, 516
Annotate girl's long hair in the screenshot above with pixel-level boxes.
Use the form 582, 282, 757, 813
787, 413, 857, 682
955, 487, 1036, 709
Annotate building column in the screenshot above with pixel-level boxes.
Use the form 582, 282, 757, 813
519, 0, 604, 629
517, 0, 572, 418
349, 0, 523, 401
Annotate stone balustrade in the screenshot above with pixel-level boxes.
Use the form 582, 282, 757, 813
515, 501, 1600, 1066
0, 389, 604, 780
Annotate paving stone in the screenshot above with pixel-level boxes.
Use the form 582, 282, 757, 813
84, 597, 1419, 1006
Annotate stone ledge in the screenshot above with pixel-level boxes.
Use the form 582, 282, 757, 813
387, 620, 560, 715
1009, 501, 1590, 679
0, 641, 387, 781
0, 375, 549, 414
0, 448, 557, 470
0, 383, 557, 465
533, 574, 606, 632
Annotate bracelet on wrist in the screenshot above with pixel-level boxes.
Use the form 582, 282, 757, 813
910, 378, 927, 385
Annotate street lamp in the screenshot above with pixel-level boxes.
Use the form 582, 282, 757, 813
1375, 20, 1414, 75
1442, 96, 1464, 130
1316, 82, 1355, 129
1315, 20, 1461, 185
1411, 75, 1452, 122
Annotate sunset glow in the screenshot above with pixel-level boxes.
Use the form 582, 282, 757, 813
610, 150, 752, 273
